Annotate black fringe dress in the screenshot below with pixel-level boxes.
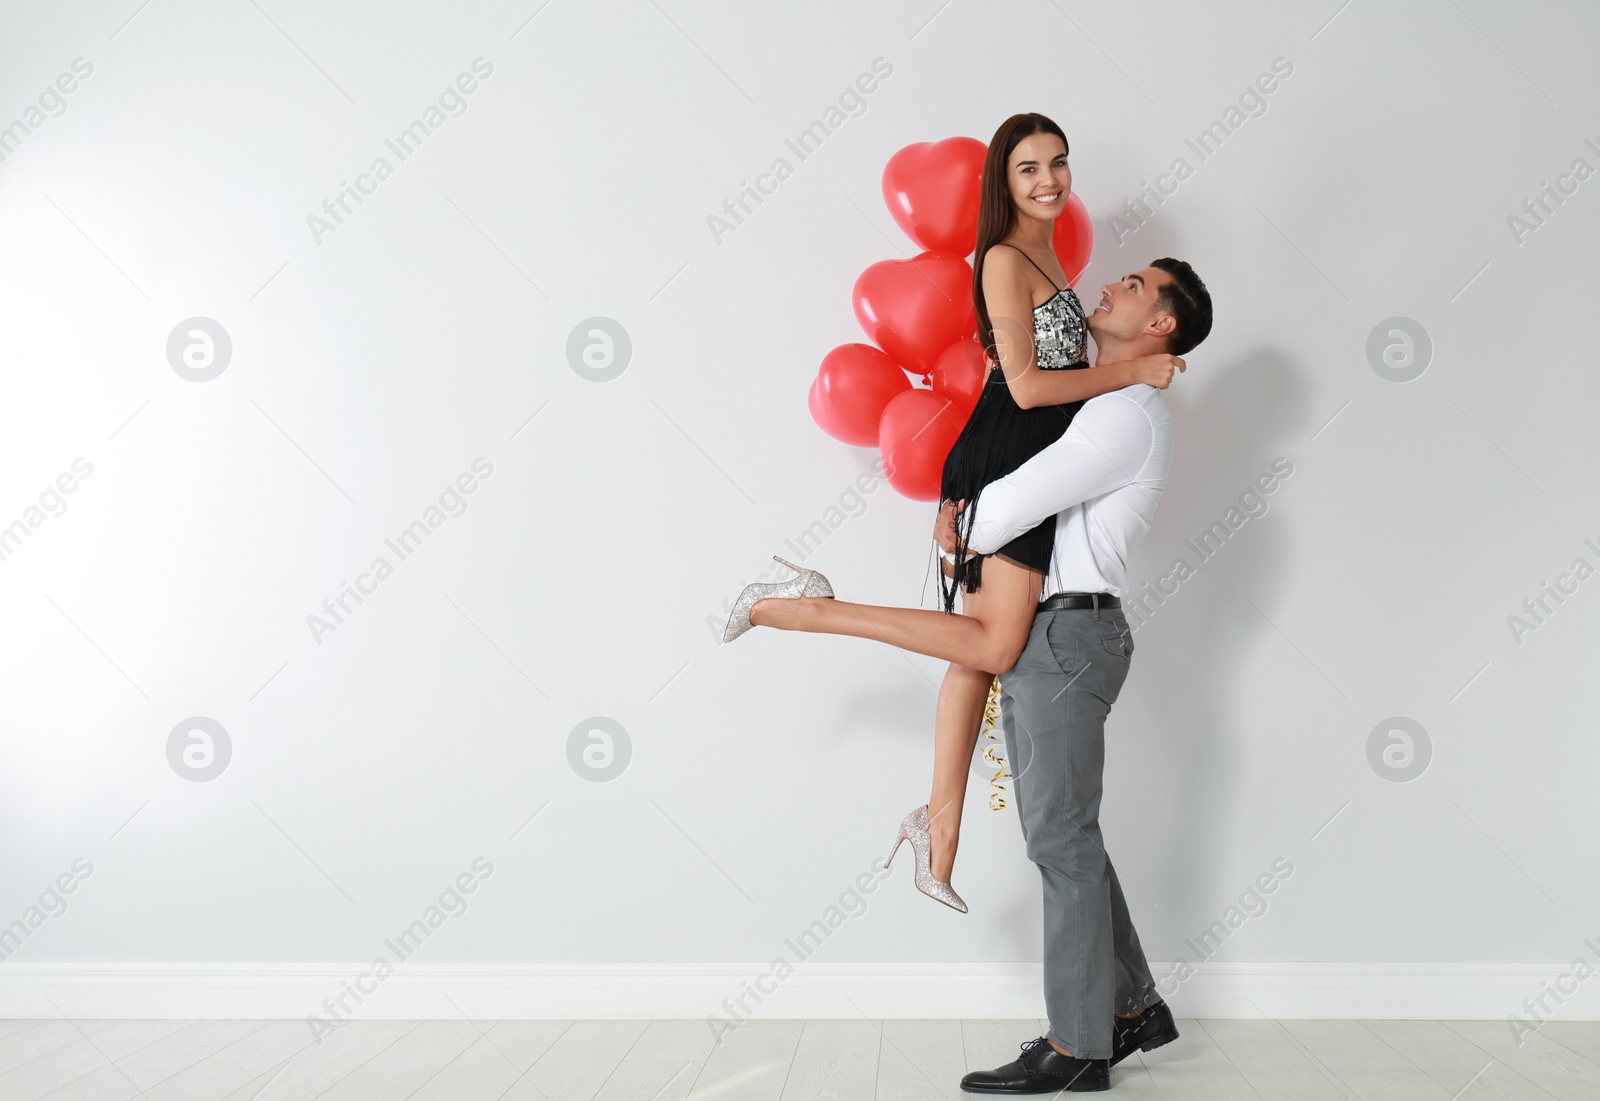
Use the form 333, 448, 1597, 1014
938, 243, 1091, 614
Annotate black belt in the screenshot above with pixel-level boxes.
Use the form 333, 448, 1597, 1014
1038, 591, 1120, 613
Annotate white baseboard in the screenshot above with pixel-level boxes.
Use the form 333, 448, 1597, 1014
1, 962, 1595, 1023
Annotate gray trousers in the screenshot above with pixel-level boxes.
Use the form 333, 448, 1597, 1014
997, 601, 1163, 1059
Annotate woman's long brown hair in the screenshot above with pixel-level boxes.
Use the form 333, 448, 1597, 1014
971, 113, 1070, 364
935, 114, 1071, 615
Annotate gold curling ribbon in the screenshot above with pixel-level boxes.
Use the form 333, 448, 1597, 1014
980, 674, 1010, 810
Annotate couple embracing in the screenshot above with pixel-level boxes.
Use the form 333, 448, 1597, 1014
724, 113, 1214, 1093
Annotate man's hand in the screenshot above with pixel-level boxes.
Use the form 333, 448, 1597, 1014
935, 498, 967, 555
1128, 353, 1185, 389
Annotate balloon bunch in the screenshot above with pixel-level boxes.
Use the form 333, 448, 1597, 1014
808, 137, 1094, 500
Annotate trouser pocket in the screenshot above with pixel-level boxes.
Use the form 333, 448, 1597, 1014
1100, 611, 1134, 658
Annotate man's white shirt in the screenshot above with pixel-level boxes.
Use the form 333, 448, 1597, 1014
959, 382, 1173, 601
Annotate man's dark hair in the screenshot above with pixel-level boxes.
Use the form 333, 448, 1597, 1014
1149, 257, 1212, 357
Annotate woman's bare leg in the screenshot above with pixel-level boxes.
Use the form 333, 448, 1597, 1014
923, 558, 1043, 885
749, 554, 1042, 675
928, 660, 994, 885
751, 554, 1044, 884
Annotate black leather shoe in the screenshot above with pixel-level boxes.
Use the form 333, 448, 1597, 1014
960, 1036, 1110, 1093
1110, 1000, 1179, 1066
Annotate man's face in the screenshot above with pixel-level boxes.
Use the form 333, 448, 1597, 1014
1088, 266, 1175, 346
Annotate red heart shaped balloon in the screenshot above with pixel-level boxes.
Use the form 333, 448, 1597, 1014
930, 337, 988, 424
878, 388, 965, 502
853, 251, 975, 380
808, 343, 912, 446
882, 137, 986, 254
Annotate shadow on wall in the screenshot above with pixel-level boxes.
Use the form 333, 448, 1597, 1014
1109, 338, 1313, 967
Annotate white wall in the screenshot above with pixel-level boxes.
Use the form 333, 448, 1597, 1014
2, 0, 1598, 1024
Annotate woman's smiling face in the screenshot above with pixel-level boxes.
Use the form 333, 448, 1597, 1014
1008, 132, 1071, 222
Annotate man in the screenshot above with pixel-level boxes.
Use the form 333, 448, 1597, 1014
938, 257, 1213, 1094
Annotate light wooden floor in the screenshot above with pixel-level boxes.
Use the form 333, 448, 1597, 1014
1, 1016, 1597, 1100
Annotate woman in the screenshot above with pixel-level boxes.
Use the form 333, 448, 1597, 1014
724, 114, 1180, 911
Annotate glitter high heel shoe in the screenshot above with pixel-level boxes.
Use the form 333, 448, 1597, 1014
721, 556, 835, 643
885, 804, 967, 913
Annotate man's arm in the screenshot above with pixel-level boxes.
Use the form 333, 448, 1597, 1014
960, 390, 1156, 555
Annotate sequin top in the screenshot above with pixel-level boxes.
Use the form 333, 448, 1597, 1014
1030, 286, 1089, 370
